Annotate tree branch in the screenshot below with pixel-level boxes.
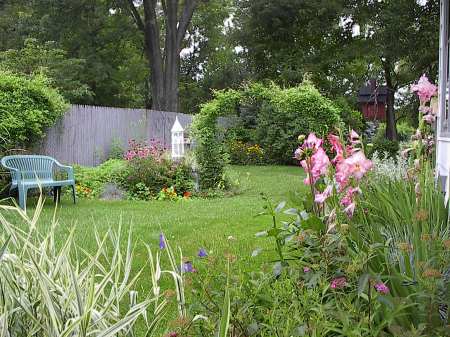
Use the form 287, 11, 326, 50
176, 0, 197, 51
123, 0, 145, 32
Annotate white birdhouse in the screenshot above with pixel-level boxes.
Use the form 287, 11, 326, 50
171, 116, 185, 160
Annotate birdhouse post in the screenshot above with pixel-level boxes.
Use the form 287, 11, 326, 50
171, 116, 185, 160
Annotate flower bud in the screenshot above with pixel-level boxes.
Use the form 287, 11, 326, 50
298, 134, 306, 143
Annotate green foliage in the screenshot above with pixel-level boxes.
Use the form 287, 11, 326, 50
74, 159, 128, 198
228, 141, 264, 165
0, 71, 68, 151
370, 138, 400, 159
334, 96, 365, 133
350, 164, 450, 333
375, 122, 415, 143
0, 38, 93, 102
125, 157, 194, 199
108, 138, 125, 160
192, 89, 241, 190
74, 157, 194, 200
255, 82, 341, 163
193, 82, 341, 188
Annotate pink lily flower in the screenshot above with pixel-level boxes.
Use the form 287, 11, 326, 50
314, 185, 333, 204
345, 151, 373, 180
328, 134, 344, 164
304, 133, 323, 150
411, 74, 437, 103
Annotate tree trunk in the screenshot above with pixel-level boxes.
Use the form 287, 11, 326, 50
124, 0, 196, 112
385, 88, 397, 141
383, 61, 398, 141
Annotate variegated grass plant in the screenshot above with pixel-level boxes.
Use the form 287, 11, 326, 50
0, 193, 192, 337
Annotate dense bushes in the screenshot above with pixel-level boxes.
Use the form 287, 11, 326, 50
192, 82, 342, 188
0, 72, 68, 151
74, 156, 194, 200
255, 84, 341, 163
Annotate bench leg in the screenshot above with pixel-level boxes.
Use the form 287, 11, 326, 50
18, 185, 27, 210
53, 186, 62, 204
71, 184, 76, 204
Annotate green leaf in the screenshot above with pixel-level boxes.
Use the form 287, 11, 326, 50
267, 228, 282, 237
301, 215, 325, 233
0, 236, 11, 261
358, 273, 370, 296
217, 262, 231, 337
274, 201, 286, 213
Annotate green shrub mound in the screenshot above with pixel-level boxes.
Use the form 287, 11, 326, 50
74, 158, 194, 200
0, 72, 68, 151
256, 84, 341, 163
192, 82, 342, 189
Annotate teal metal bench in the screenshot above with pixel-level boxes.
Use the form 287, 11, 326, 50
1, 155, 76, 210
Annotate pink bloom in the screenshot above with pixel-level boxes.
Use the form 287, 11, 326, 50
374, 282, 390, 294
344, 202, 356, 217
314, 185, 333, 204
335, 160, 351, 189
328, 134, 344, 164
411, 74, 437, 103
423, 114, 435, 124
304, 133, 323, 150
330, 277, 347, 289
303, 267, 311, 273
302, 148, 330, 185
345, 151, 373, 180
340, 187, 360, 208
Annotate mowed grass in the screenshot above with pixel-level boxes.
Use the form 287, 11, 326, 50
2, 165, 305, 331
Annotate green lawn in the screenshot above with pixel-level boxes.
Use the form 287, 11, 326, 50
7, 165, 303, 264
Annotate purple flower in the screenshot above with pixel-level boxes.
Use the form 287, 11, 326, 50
198, 248, 208, 258
181, 261, 196, 273
159, 233, 166, 250
303, 267, 311, 273
374, 282, 390, 294
330, 277, 347, 289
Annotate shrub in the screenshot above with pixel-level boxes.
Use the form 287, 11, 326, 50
256, 83, 341, 163
228, 140, 264, 165
370, 138, 400, 159
0, 72, 68, 151
125, 156, 194, 199
74, 159, 128, 198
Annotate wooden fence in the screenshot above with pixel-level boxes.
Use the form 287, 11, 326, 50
37, 105, 194, 166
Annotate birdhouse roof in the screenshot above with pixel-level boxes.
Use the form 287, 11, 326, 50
171, 116, 184, 132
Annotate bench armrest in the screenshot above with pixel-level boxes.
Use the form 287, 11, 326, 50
54, 161, 74, 181
0, 162, 22, 183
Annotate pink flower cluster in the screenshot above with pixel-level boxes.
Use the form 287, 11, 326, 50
295, 131, 372, 218
411, 74, 437, 124
330, 276, 347, 289
125, 139, 166, 161
374, 282, 390, 294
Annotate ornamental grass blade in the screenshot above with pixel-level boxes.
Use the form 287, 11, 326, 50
217, 261, 231, 337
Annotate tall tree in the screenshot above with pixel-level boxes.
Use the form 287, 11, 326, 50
350, 0, 439, 140
121, 0, 200, 111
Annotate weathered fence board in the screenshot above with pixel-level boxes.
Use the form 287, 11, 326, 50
37, 105, 194, 166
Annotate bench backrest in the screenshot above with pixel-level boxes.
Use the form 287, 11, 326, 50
1, 155, 56, 182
